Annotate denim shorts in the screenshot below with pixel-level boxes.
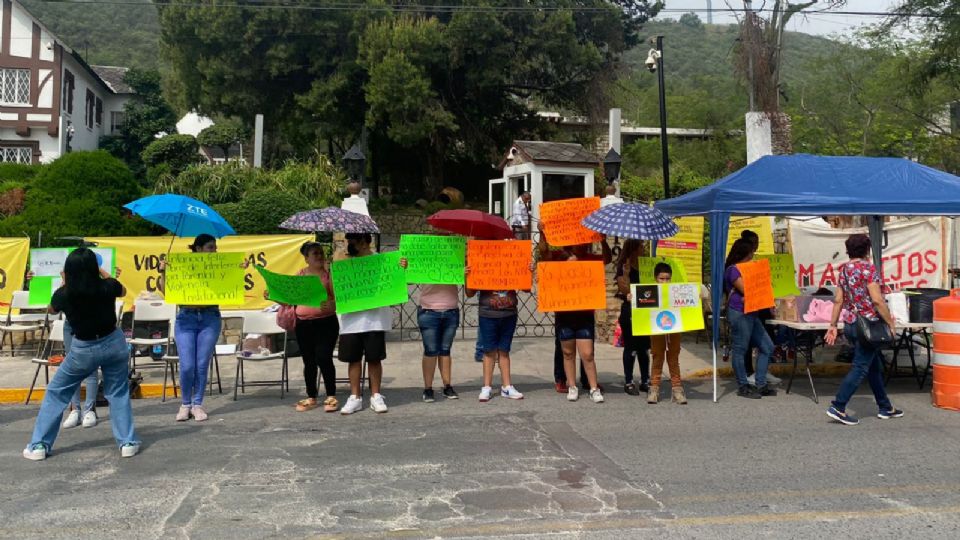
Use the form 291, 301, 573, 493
417, 308, 459, 356
555, 311, 595, 341
477, 314, 518, 353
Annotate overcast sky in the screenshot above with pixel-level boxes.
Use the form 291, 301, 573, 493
658, 0, 902, 37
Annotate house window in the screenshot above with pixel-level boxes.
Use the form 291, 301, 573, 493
0, 68, 31, 105
95, 97, 102, 126
62, 70, 75, 114
0, 146, 32, 164
110, 111, 126, 134
84, 89, 94, 129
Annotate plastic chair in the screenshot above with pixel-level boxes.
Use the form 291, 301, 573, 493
127, 299, 176, 372
26, 320, 65, 404
160, 320, 225, 402
234, 312, 288, 400
1, 291, 49, 358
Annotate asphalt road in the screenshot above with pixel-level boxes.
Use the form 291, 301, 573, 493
2, 376, 959, 539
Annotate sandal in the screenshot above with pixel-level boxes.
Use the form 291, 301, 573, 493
295, 398, 319, 412
323, 396, 339, 413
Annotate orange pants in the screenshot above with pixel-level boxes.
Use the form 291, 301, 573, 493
650, 334, 682, 387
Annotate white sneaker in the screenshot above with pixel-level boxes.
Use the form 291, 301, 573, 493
62, 410, 80, 429
371, 393, 388, 413
120, 443, 140, 458
82, 411, 98, 428
747, 374, 756, 385
340, 395, 363, 415
501, 386, 524, 400
567, 387, 579, 402
767, 373, 782, 385
479, 386, 492, 402
22, 444, 47, 461
590, 389, 605, 403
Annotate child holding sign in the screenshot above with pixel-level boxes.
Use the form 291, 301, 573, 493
724, 239, 776, 400
647, 263, 687, 404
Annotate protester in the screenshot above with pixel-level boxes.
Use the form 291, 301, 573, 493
538, 222, 610, 403
738, 229, 782, 385
269, 241, 339, 413
600, 184, 624, 207
614, 239, 651, 395
336, 233, 403, 415
464, 264, 524, 402
511, 192, 531, 239
647, 263, 687, 404
23, 248, 139, 460
824, 234, 903, 426
724, 238, 776, 399
160, 234, 225, 422
416, 282, 460, 402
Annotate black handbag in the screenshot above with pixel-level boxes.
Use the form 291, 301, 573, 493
856, 316, 894, 347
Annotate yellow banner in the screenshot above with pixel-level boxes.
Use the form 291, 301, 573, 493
86, 235, 314, 310
727, 216, 774, 256
0, 238, 29, 309
656, 216, 704, 284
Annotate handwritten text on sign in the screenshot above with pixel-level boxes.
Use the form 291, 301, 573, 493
165, 252, 245, 305
256, 266, 328, 307
536, 261, 606, 312
736, 259, 775, 313
540, 197, 603, 247
756, 254, 801, 298
399, 235, 465, 285
331, 251, 408, 314
467, 240, 532, 290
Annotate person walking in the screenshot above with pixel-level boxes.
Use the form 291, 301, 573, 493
23, 248, 139, 460
614, 239, 651, 395
465, 264, 524, 402
417, 282, 461, 402
824, 234, 903, 426
511, 192, 531, 239
647, 263, 687, 404
724, 238, 776, 399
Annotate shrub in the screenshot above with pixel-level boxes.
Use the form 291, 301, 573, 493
232, 188, 310, 234
266, 155, 345, 207
141, 134, 200, 175
211, 202, 240, 229
0, 162, 41, 183
197, 119, 247, 157
155, 162, 266, 204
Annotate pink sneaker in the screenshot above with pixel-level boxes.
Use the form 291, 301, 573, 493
175, 405, 191, 422
191, 406, 208, 422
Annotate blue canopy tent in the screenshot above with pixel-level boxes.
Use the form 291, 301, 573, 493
654, 154, 960, 402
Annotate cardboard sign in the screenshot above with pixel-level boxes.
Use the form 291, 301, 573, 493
536, 261, 606, 312
27, 275, 60, 306
727, 216, 774, 256
399, 234, 465, 285
331, 251, 408, 314
757, 253, 802, 298
256, 266, 328, 307
655, 216, 704, 284
630, 283, 704, 336
0, 238, 29, 309
540, 197, 603, 247
636, 256, 688, 283
164, 252, 245, 305
466, 240, 532, 291
736, 259, 775, 313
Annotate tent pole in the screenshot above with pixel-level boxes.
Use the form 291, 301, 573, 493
868, 216, 884, 270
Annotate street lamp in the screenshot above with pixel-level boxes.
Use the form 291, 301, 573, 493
645, 35, 670, 199
342, 144, 366, 185
603, 148, 622, 185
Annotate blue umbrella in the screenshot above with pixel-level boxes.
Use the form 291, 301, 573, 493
581, 202, 679, 240
124, 194, 236, 239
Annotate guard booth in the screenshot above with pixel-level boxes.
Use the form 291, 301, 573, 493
489, 140, 598, 234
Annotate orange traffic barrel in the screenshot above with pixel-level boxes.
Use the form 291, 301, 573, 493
932, 289, 960, 410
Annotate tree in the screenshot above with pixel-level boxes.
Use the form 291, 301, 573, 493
197, 118, 248, 160
884, 1, 960, 91
141, 134, 200, 175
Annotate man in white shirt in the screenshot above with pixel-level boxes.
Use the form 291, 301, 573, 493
341, 181, 370, 216
600, 184, 624, 207
511, 192, 531, 239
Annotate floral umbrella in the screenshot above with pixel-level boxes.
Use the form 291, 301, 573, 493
280, 207, 380, 234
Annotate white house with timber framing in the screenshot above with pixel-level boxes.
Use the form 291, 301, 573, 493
0, 0, 132, 164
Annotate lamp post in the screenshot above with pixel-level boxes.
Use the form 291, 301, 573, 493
342, 144, 366, 185
645, 36, 670, 199
603, 148, 622, 186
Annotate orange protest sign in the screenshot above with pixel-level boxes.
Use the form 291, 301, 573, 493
536, 261, 606, 312
737, 259, 775, 313
540, 197, 603, 247
467, 240, 532, 290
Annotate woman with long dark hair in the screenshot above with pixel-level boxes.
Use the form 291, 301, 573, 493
724, 238, 776, 399
23, 248, 139, 460
614, 239, 651, 395
824, 234, 902, 425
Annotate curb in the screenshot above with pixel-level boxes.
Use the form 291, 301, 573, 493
1, 384, 167, 405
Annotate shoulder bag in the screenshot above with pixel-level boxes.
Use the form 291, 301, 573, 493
856, 315, 894, 348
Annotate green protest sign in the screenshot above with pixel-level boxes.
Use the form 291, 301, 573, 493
28, 275, 59, 306
256, 266, 328, 307
636, 256, 688, 283
165, 252, 245, 305
399, 234, 465, 284
331, 251, 409, 314
758, 253, 802, 298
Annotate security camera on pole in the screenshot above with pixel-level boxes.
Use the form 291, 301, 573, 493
645, 36, 670, 199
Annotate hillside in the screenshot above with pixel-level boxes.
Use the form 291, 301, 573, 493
21, 0, 160, 69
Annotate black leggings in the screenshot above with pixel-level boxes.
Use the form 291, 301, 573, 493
619, 302, 650, 384
294, 316, 339, 398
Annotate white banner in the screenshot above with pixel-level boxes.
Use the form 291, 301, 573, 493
789, 218, 948, 290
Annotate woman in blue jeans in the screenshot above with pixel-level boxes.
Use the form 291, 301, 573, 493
416, 284, 461, 402
724, 238, 776, 399
161, 234, 223, 422
824, 234, 903, 426
61, 320, 100, 429
23, 248, 139, 460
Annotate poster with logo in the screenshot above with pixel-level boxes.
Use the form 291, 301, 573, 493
631, 283, 704, 336
656, 216, 704, 284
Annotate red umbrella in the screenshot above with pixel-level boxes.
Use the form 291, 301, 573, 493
427, 209, 514, 239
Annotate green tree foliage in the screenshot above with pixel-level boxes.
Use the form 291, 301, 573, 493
0, 152, 148, 243
141, 134, 201, 182
232, 188, 311, 235
197, 119, 248, 158
884, 0, 960, 90
155, 161, 267, 205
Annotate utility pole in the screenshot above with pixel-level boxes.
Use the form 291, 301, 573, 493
707, 0, 713, 24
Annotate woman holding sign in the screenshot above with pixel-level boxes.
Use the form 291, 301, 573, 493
724, 239, 776, 399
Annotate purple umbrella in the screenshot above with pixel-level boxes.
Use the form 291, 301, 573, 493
280, 207, 380, 234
